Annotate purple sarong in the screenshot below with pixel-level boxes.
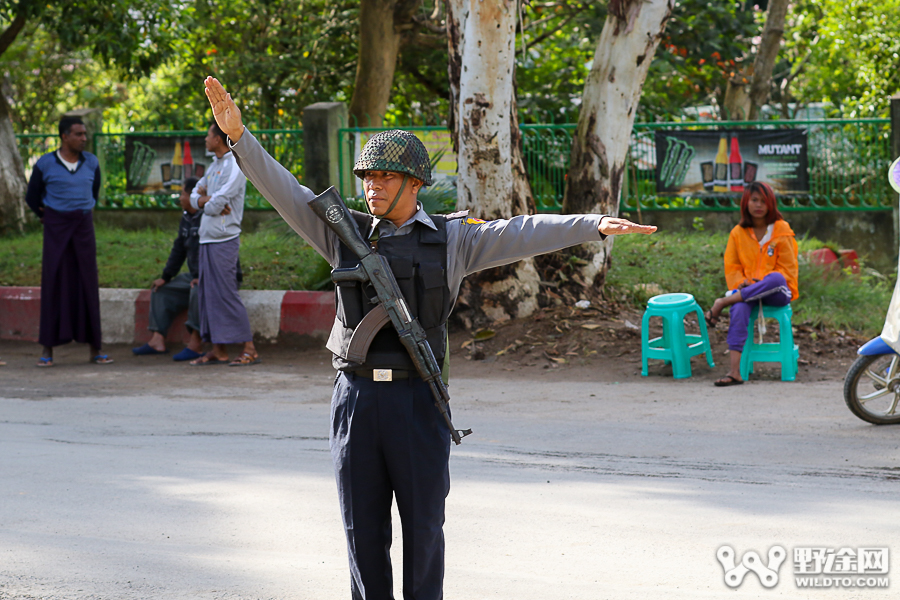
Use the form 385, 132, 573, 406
39, 207, 102, 348
726, 272, 792, 351
198, 238, 252, 344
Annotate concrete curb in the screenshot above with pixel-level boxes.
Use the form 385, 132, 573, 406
0, 286, 335, 346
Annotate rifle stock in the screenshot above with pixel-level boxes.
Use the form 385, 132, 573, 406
309, 187, 472, 445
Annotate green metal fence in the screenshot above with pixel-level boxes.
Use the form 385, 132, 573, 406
16, 129, 303, 210
18, 118, 893, 212
521, 124, 576, 212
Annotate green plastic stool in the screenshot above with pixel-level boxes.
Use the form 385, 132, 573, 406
641, 293, 715, 379
739, 303, 799, 382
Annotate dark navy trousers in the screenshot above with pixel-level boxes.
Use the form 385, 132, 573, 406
330, 372, 452, 600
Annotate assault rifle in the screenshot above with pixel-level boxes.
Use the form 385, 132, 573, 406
308, 186, 472, 445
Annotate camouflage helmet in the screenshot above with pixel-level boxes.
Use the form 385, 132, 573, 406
353, 130, 433, 186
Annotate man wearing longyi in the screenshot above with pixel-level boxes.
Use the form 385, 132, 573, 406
204, 76, 655, 599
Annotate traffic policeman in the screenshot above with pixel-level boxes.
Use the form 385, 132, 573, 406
204, 76, 656, 600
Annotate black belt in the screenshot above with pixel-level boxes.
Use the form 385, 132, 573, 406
349, 368, 412, 380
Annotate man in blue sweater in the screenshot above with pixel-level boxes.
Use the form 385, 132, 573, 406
24, 115, 112, 367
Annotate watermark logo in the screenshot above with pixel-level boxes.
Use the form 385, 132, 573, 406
717, 545, 786, 588
794, 547, 889, 589
717, 545, 890, 589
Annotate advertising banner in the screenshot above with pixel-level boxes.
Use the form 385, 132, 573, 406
125, 136, 211, 194
654, 129, 809, 196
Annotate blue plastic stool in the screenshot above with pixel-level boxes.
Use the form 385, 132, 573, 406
739, 303, 799, 382
641, 293, 715, 379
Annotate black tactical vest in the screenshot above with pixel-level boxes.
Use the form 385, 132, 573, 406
327, 210, 453, 371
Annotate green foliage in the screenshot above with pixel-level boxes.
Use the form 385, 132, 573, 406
5, 0, 898, 137
785, 0, 900, 117
1, 0, 180, 133
0, 0, 179, 74
180, 0, 360, 130
795, 263, 894, 333
0, 225, 332, 291
606, 230, 729, 309
606, 230, 894, 335
639, 0, 758, 120
515, 2, 607, 124
418, 179, 456, 214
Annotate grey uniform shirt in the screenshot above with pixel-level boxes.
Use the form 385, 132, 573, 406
229, 129, 607, 303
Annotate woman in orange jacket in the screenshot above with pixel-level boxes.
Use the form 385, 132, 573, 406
706, 182, 799, 386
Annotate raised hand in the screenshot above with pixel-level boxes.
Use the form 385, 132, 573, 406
598, 216, 658, 236
204, 77, 244, 142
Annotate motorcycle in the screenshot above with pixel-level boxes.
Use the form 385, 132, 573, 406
844, 337, 900, 425
844, 156, 900, 425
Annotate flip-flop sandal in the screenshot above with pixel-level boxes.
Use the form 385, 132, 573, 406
132, 343, 168, 355
190, 354, 229, 366
714, 375, 744, 387
37, 357, 54, 368
229, 352, 261, 367
173, 347, 203, 362
92, 354, 114, 365
704, 310, 718, 327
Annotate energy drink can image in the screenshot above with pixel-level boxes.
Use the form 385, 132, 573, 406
700, 161, 715, 190
743, 161, 759, 184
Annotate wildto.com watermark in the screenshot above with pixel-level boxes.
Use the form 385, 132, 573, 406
716, 545, 890, 589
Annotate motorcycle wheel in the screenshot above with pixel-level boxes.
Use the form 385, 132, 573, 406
844, 354, 900, 425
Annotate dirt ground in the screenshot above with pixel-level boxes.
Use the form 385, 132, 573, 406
448, 303, 864, 385
0, 303, 863, 391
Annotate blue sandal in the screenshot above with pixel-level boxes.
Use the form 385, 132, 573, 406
37, 356, 54, 368
91, 354, 114, 365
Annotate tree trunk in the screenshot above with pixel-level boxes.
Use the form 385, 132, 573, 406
348, 0, 422, 128
561, 0, 673, 291
723, 78, 751, 121
721, 0, 790, 121
446, 0, 539, 329
0, 10, 27, 57
748, 0, 790, 120
0, 91, 26, 234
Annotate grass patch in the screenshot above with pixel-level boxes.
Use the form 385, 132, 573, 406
606, 230, 895, 336
0, 224, 332, 291
3, 225, 894, 335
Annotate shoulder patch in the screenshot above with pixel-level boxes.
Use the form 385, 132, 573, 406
464, 217, 486, 225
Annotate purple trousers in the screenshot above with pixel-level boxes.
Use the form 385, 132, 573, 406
39, 207, 102, 349
726, 272, 792, 351
198, 238, 252, 344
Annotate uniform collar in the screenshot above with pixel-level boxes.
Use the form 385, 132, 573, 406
369, 203, 436, 237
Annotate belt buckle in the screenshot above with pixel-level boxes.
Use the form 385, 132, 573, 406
373, 368, 392, 382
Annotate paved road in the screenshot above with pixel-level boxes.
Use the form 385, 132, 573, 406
0, 342, 897, 599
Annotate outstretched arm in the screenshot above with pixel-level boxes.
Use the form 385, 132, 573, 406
202, 77, 338, 263
452, 214, 657, 279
